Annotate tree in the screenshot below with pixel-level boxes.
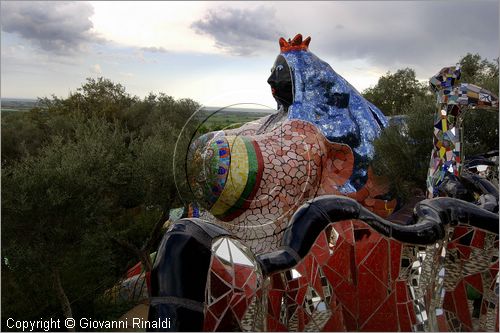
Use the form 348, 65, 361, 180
1, 110, 47, 165
2, 116, 136, 326
372, 94, 435, 200
1, 77, 203, 327
38, 77, 137, 120
459, 53, 499, 92
363, 68, 428, 115
115, 100, 200, 271
458, 53, 499, 157
2, 78, 136, 167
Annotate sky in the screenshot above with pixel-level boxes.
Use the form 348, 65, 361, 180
1, 1, 498, 109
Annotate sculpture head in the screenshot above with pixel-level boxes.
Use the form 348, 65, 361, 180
429, 65, 461, 93
267, 54, 293, 109
266, 35, 312, 109
187, 34, 396, 253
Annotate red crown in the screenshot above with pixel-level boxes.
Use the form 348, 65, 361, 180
279, 34, 311, 52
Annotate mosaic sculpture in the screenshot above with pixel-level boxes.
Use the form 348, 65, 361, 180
149, 35, 499, 332
427, 65, 499, 199
186, 34, 396, 255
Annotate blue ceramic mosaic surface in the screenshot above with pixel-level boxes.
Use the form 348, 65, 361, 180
282, 50, 388, 192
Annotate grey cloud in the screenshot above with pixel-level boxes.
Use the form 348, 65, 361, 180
0, 1, 101, 54
287, 1, 498, 77
191, 6, 284, 56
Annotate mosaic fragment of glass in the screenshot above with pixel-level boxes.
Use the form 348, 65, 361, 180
204, 237, 265, 331
203, 221, 498, 332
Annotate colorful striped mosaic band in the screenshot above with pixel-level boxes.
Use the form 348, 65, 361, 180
219, 138, 264, 221
209, 136, 263, 220
203, 137, 230, 209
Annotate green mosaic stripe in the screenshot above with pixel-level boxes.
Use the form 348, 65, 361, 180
220, 136, 259, 220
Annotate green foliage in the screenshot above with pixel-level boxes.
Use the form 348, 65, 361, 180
462, 111, 498, 157
1, 77, 201, 326
38, 77, 136, 119
363, 68, 428, 115
132, 116, 187, 207
459, 53, 499, 157
2, 78, 134, 167
372, 95, 434, 200
459, 53, 499, 93
1, 110, 47, 164
2, 117, 134, 323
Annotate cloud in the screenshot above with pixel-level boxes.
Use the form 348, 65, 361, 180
191, 6, 284, 56
0, 1, 101, 54
119, 72, 134, 78
140, 46, 169, 53
90, 64, 102, 74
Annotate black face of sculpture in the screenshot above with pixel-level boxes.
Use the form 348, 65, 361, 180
267, 55, 293, 109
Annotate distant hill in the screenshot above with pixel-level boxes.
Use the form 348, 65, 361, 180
201, 106, 276, 114
0, 99, 278, 114
1, 98, 38, 112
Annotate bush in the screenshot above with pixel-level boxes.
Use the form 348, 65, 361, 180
372, 95, 434, 201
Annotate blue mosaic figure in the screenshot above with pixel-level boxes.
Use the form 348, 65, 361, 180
270, 34, 388, 193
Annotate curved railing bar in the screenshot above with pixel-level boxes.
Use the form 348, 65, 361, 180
257, 195, 499, 276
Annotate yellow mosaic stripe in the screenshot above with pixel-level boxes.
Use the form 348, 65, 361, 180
210, 136, 249, 217
439, 147, 446, 159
